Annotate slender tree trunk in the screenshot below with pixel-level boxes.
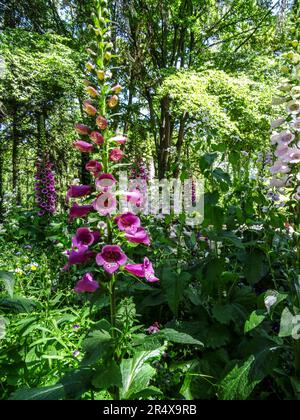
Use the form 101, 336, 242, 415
0, 144, 4, 221
158, 96, 171, 179
173, 111, 189, 178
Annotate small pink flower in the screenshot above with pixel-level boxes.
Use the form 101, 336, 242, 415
111, 84, 123, 94
68, 203, 94, 222
75, 124, 91, 135
85, 160, 102, 176
107, 95, 119, 108
93, 192, 117, 215
125, 189, 143, 207
90, 131, 104, 145
96, 115, 108, 130
125, 257, 159, 282
72, 228, 100, 248
110, 134, 127, 144
275, 144, 289, 157
125, 227, 150, 246
64, 248, 95, 270
73, 140, 93, 153
96, 245, 127, 274
66, 185, 91, 202
284, 148, 300, 163
270, 160, 291, 174
86, 86, 98, 97
109, 148, 124, 162
74, 273, 99, 293
96, 173, 117, 191
115, 212, 141, 234
147, 322, 160, 334
83, 101, 97, 116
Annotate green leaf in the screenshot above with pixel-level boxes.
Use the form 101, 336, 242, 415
0, 297, 39, 313
157, 328, 204, 346
82, 321, 113, 364
161, 269, 191, 316
243, 250, 268, 285
219, 356, 260, 400
120, 346, 165, 400
244, 310, 266, 333
9, 384, 65, 400
279, 307, 298, 338
92, 361, 122, 389
0, 271, 14, 298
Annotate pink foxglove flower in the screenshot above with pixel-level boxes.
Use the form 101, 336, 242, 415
68, 204, 93, 222
83, 101, 97, 116
93, 192, 117, 215
96, 173, 116, 190
86, 86, 98, 97
125, 257, 159, 282
96, 115, 108, 130
270, 160, 291, 175
115, 212, 141, 234
72, 228, 100, 248
96, 245, 127, 274
110, 134, 127, 144
66, 185, 91, 202
125, 227, 150, 246
73, 140, 93, 153
284, 147, 300, 163
147, 322, 160, 334
75, 124, 91, 135
125, 189, 143, 207
85, 160, 102, 176
111, 84, 122, 93
90, 131, 104, 145
64, 248, 95, 270
74, 273, 99, 293
109, 148, 124, 162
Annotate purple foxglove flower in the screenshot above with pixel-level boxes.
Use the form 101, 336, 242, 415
64, 248, 95, 270
83, 101, 97, 116
115, 212, 141, 234
110, 134, 126, 144
74, 272, 99, 293
284, 147, 300, 163
93, 192, 117, 215
85, 86, 98, 97
124, 257, 158, 282
72, 228, 96, 248
125, 227, 150, 246
125, 189, 143, 206
111, 84, 123, 94
85, 160, 102, 177
75, 123, 91, 135
66, 185, 91, 202
96, 173, 116, 190
96, 245, 127, 274
109, 148, 124, 162
295, 186, 300, 200
96, 115, 108, 130
147, 322, 160, 334
107, 95, 119, 108
68, 204, 93, 222
73, 140, 93, 153
90, 131, 104, 145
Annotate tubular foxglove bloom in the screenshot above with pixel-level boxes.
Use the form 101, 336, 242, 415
68, 203, 94, 222
96, 115, 108, 130
73, 140, 93, 153
75, 123, 91, 135
66, 185, 91, 202
72, 228, 100, 248
35, 158, 57, 216
110, 134, 127, 144
86, 86, 98, 97
64, 248, 95, 270
107, 95, 119, 108
96, 173, 116, 190
125, 227, 150, 246
74, 273, 99, 293
109, 148, 123, 162
90, 131, 104, 145
96, 245, 127, 274
83, 101, 97, 116
85, 160, 102, 176
93, 192, 117, 215
124, 257, 159, 282
111, 84, 122, 94
115, 212, 141, 234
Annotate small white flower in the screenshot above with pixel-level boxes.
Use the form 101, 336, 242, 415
287, 100, 300, 115
264, 295, 277, 314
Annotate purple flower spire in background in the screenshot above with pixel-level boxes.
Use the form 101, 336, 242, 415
35, 157, 57, 216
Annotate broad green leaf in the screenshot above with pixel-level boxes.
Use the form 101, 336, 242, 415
9, 384, 65, 400
219, 356, 260, 400
243, 250, 268, 285
161, 269, 191, 316
0, 271, 14, 298
279, 307, 298, 338
120, 346, 165, 399
157, 328, 204, 346
92, 361, 122, 390
244, 310, 266, 333
82, 321, 113, 364
0, 296, 39, 313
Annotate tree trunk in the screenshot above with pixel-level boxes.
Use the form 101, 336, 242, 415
158, 96, 172, 179
173, 111, 189, 178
